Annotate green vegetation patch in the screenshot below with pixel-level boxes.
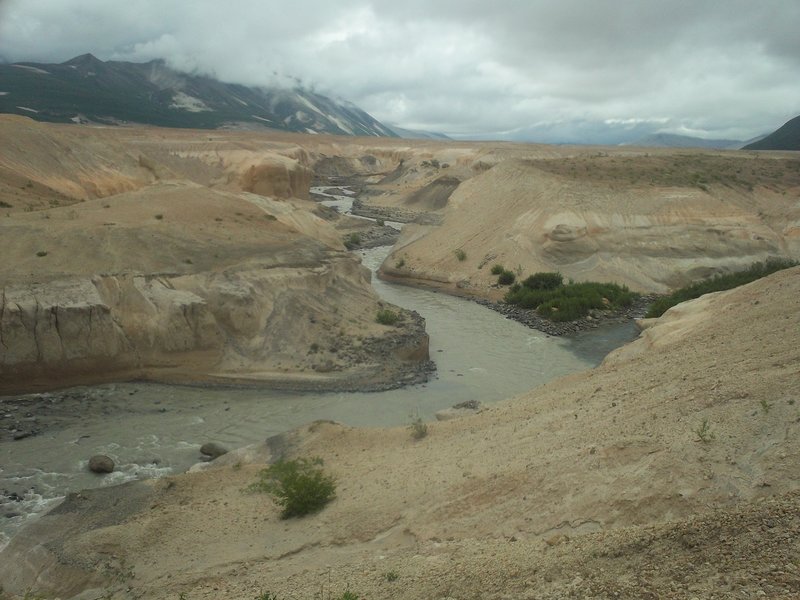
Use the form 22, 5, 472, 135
645, 257, 798, 318
505, 272, 638, 322
247, 457, 336, 519
376, 308, 400, 325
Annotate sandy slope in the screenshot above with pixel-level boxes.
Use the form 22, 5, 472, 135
381, 154, 800, 295
3, 266, 798, 599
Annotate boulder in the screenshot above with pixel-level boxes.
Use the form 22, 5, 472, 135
200, 442, 229, 459
88, 455, 114, 474
435, 400, 483, 421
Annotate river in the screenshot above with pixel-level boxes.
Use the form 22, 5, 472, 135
0, 189, 638, 549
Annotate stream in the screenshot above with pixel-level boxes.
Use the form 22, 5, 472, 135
0, 188, 639, 550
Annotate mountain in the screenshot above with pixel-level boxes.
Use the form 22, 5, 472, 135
0, 54, 397, 137
743, 115, 800, 150
625, 133, 743, 149
387, 124, 451, 140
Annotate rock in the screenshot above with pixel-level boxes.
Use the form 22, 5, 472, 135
200, 442, 229, 459
88, 455, 115, 474
435, 401, 483, 421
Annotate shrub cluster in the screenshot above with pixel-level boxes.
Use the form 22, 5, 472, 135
497, 270, 516, 285
376, 309, 399, 325
344, 232, 361, 250
490, 264, 516, 285
454, 248, 467, 261
505, 272, 637, 322
645, 257, 798, 318
247, 457, 336, 519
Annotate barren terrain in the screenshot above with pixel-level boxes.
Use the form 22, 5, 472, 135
1, 117, 799, 599
2, 266, 798, 599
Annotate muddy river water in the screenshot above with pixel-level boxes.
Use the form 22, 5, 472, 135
0, 193, 639, 549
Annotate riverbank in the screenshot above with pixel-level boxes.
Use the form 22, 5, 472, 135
3, 266, 798, 600
378, 268, 657, 337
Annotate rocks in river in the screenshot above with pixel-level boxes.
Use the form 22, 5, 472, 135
200, 442, 229, 459
88, 454, 115, 474
436, 400, 484, 421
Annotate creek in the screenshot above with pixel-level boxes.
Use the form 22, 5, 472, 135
0, 189, 638, 549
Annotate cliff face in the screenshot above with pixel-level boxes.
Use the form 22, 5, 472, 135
0, 118, 430, 393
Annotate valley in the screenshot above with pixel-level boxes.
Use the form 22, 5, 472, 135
1, 115, 799, 599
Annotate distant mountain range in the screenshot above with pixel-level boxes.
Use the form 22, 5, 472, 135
386, 124, 451, 140
625, 133, 745, 150
0, 54, 397, 137
743, 115, 800, 151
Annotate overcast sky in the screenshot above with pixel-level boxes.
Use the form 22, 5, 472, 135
1, 0, 798, 143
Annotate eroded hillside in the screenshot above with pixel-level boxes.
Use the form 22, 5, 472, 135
0, 116, 431, 392
3, 265, 798, 599
378, 150, 800, 294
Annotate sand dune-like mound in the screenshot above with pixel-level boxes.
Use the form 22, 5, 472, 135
3, 266, 797, 599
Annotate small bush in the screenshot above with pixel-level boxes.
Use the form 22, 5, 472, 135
409, 416, 428, 440
385, 571, 399, 582
696, 419, 714, 443
395, 257, 405, 268
454, 248, 466, 261
154, 214, 164, 220
376, 309, 399, 325
497, 270, 516, 285
247, 457, 336, 519
490, 264, 505, 275
376, 218, 385, 226
344, 232, 361, 250
35, 250, 48, 257
523, 272, 563, 290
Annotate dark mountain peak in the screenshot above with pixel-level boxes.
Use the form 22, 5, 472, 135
744, 115, 800, 151
62, 53, 103, 66
0, 54, 396, 137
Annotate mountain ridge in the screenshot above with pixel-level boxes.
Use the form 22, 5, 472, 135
0, 54, 397, 137
743, 114, 800, 150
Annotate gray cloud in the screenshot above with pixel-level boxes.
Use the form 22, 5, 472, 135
1, 0, 798, 142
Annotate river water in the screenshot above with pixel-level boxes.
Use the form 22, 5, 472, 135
0, 189, 638, 549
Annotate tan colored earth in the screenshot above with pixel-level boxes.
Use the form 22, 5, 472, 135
1, 116, 800, 599
1, 265, 798, 599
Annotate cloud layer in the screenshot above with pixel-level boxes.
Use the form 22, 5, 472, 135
1, 0, 798, 142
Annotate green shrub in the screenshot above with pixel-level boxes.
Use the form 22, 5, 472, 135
490, 264, 505, 275
454, 248, 467, 261
247, 457, 336, 519
497, 270, 516, 285
344, 232, 362, 250
506, 278, 637, 322
376, 218, 385, 226
376, 309, 399, 325
522, 272, 563, 290
409, 416, 428, 440
35, 250, 48, 257
646, 257, 799, 318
